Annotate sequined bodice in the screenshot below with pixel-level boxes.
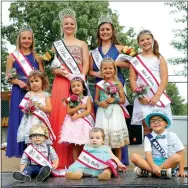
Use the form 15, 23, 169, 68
67, 45, 83, 65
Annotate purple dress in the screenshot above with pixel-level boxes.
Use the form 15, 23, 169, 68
6, 53, 39, 158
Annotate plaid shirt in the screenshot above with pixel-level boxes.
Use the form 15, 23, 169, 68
20, 143, 58, 166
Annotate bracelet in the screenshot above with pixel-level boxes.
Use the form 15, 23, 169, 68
94, 100, 99, 105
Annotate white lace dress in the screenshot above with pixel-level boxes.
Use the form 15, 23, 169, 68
17, 91, 52, 144
131, 55, 172, 125
95, 88, 130, 149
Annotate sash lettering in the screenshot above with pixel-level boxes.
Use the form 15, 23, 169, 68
96, 80, 130, 118
11, 50, 34, 77
77, 150, 118, 177
146, 134, 167, 157
24, 145, 66, 177
130, 55, 171, 107
19, 97, 56, 141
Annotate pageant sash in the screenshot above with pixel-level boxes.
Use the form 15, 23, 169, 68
96, 80, 130, 118
130, 55, 171, 107
77, 149, 118, 177
24, 144, 66, 177
19, 97, 56, 141
67, 97, 95, 127
11, 50, 33, 77
146, 134, 167, 158
53, 40, 92, 99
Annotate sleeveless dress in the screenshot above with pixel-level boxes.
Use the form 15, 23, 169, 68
67, 144, 112, 177
92, 45, 129, 165
6, 53, 39, 158
59, 96, 93, 145
49, 45, 83, 169
95, 85, 130, 148
131, 55, 172, 125
17, 91, 52, 144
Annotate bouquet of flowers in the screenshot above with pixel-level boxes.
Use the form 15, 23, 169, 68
62, 94, 81, 108
5, 68, 17, 82
132, 85, 150, 98
106, 85, 119, 97
42, 50, 55, 64
122, 46, 137, 57
23, 100, 37, 115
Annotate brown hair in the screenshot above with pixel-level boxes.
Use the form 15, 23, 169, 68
137, 30, 161, 58
97, 23, 119, 46
89, 128, 105, 141
27, 71, 49, 91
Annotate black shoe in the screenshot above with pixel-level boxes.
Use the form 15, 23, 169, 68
36, 166, 51, 182
13, 171, 31, 182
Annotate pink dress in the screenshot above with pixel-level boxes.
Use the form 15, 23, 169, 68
59, 96, 94, 145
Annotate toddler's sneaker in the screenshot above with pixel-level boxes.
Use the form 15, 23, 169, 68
160, 168, 172, 179
134, 166, 152, 177
13, 171, 31, 182
36, 166, 51, 182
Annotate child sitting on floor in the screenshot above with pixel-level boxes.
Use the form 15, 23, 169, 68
65, 128, 126, 181
131, 110, 186, 178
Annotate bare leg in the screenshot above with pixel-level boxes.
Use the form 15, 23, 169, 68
98, 168, 112, 181
131, 153, 152, 172
160, 153, 181, 169
73, 145, 81, 161
142, 120, 152, 135
114, 147, 122, 161
65, 171, 83, 180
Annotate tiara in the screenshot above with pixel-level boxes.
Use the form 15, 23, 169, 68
137, 29, 153, 37
19, 25, 33, 33
59, 8, 76, 21
70, 75, 85, 82
98, 14, 113, 26
101, 56, 115, 64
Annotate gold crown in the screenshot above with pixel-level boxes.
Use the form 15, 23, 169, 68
29, 124, 49, 138
98, 14, 113, 27
19, 25, 33, 33
59, 8, 76, 21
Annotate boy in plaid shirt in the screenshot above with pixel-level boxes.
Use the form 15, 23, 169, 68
13, 124, 59, 182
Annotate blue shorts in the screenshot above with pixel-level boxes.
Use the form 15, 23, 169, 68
153, 158, 166, 166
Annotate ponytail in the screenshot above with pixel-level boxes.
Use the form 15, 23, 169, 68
153, 39, 161, 58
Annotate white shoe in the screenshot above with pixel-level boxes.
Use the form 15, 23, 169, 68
160, 168, 172, 179
134, 166, 152, 177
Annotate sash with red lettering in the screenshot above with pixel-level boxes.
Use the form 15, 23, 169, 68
130, 55, 171, 107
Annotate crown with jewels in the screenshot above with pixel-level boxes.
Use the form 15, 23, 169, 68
59, 8, 76, 21
101, 56, 115, 64
19, 25, 33, 34
98, 14, 113, 27
70, 75, 85, 82
137, 28, 153, 38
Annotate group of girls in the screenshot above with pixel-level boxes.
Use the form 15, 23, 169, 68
5, 9, 172, 174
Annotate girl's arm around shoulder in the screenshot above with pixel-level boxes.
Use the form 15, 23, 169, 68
34, 53, 44, 73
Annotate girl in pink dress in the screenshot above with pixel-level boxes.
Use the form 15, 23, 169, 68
59, 77, 94, 161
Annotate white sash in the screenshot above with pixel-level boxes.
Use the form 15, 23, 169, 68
11, 50, 34, 77
24, 144, 66, 177
77, 149, 118, 177
67, 97, 95, 127
19, 97, 56, 141
96, 80, 130, 118
130, 55, 171, 107
53, 40, 92, 99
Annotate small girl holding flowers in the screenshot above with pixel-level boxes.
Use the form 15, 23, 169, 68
59, 76, 94, 161
94, 57, 129, 161
17, 70, 55, 145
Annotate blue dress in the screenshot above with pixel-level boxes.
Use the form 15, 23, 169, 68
92, 45, 129, 165
67, 144, 112, 177
6, 53, 39, 158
